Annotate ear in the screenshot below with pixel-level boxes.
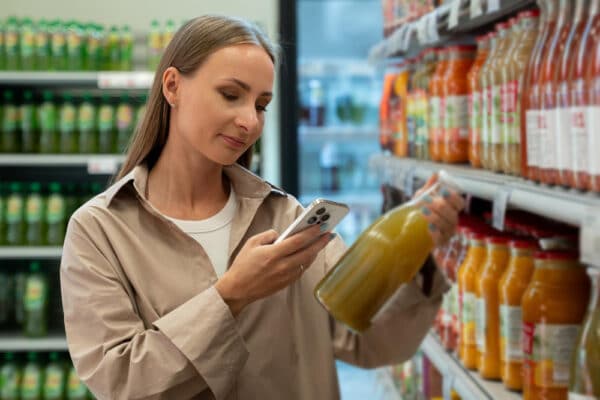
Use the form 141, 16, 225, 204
162, 66, 180, 107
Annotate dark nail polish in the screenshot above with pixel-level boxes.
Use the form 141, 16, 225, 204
422, 207, 431, 216
441, 188, 451, 199
428, 223, 437, 232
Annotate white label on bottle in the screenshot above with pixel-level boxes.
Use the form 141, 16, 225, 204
580, 207, 600, 267
470, 0, 483, 18
541, 108, 558, 170
570, 106, 588, 173
556, 107, 573, 170
585, 105, 600, 174
533, 324, 580, 387
441, 292, 452, 326
475, 297, 486, 351
490, 85, 502, 144
500, 305, 523, 362
444, 95, 469, 139
449, 0, 461, 29
569, 393, 597, 400
526, 109, 539, 167
482, 86, 490, 144
462, 292, 475, 324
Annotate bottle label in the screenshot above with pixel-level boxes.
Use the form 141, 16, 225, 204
499, 305, 523, 362
450, 283, 459, 332
135, 104, 146, 127
5, 32, 18, 54
481, 86, 490, 144
98, 106, 114, 132
25, 278, 45, 311
490, 85, 502, 144
35, 32, 49, 53
523, 322, 580, 389
468, 90, 481, 146
46, 196, 66, 224
44, 368, 64, 397
39, 104, 57, 131
461, 291, 476, 345
20, 104, 36, 132
26, 196, 43, 223
475, 297, 486, 351
60, 104, 76, 133
569, 394, 598, 400
150, 32, 162, 52
556, 107, 572, 171
570, 106, 588, 173
429, 96, 440, 144
2, 106, 18, 132
526, 110, 539, 168
540, 108, 558, 170
440, 293, 449, 327
51, 33, 66, 53
21, 30, 35, 56
88, 37, 101, 56
0, 368, 19, 397
68, 371, 88, 396
444, 95, 469, 140
78, 104, 96, 132
67, 32, 82, 52
21, 368, 42, 398
6, 196, 23, 223
117, 104, 134, 130
502, 80, 519, 143
585, 105, 600, 175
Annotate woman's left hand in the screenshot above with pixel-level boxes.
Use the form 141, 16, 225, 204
413, 174, 466, 247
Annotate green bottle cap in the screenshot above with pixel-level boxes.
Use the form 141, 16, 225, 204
3, 90, 14, 102
65, 182, 77, 194
101, 93, 110, 103
120, 92, 130, 102
63, 92, 73, 102
82, 92, 92, 102
27, 352, 38, 362
30, 261, 41, 273
4, 352, 15, 362
90, 182, 103, 194
29, 182, 41, 193
49, 352, 59, 362
49, 182, 61, 193
9, 182, 22, 193
43, 90, 54, 102
23, 90, 34, 102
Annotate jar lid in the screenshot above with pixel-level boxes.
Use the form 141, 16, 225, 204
518, 9, 541, 19
495, 21, 510, 31
509, 239, 538, 249
447, 45, 477, 52
508, 17, 518, 27
486, 235, 512, 245
469, 231, 487, 241
534, 250, 579, 260
475, 34, 488, 42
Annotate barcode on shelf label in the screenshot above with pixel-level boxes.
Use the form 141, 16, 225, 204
448, 0, 462, 29
426, 12, 440, 42
97, 72, 153, 89
492, 187, 512, 231
470, 0, 484, 18
487, 0, 501, 13
88, 158, 119, 175
580, 207, 600, 267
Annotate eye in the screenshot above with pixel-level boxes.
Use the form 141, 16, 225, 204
256, 104, 269, 112
220, 91, 238, 101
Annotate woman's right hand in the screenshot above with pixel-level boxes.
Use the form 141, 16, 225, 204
215, 225, 334, 316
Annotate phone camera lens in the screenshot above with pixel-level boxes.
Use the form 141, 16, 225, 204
316, 207, 326, 215
321, 213, 330, 222
308, 216, 318, 224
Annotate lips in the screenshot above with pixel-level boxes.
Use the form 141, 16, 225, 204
220, 134, 247, 149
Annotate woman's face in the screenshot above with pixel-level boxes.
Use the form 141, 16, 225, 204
170, 44, 274, 166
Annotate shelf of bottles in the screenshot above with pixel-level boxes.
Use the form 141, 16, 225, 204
0, 333, 67, 351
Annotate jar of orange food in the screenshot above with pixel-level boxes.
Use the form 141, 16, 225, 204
468, 34, 491, 168
498, 238, 538, 391
458, 231, 488, 369
441, 45, 476, 164
478, 31, 500, 170
475, 235, 511, 380
522, 251, 591, 400
429, 48, 450, 162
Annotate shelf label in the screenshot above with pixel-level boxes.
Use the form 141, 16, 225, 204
87, 157, 119, 175
580, 207, 600, 267
403, 166, 416, 197
97, 72, 153, 89
487, 0, 501, 13
448, 0, 462, 29
470, 0, 484, 18
400, 25, 413, 51
426, 12, 440, 42
417, 16, 428, 44
492, 186, 512, 231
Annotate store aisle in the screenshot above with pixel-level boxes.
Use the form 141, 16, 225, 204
336, 361, 382, 400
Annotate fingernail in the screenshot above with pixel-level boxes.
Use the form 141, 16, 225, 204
421, 207, 431, 216
428, 223, 437, 232
424, 195, 434, 204
441, 188, 451, 199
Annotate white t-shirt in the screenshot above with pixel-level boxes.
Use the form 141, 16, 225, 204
163, 188, 237, 277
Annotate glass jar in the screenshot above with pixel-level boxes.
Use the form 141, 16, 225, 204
428, 49, 449, 162
586, 0, 600, 192
478, 31, 500, 170
468, 34, 491, 168
415, 49, 437, 161
380, 68, 399, 152
522, 251, 591, 400
393, 63, 410, 158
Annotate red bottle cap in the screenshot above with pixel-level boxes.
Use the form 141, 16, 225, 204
534, 250, 579, 260
518, 9, 541, 19
509, 238, 538, 249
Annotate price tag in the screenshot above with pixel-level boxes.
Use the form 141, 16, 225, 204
98, 72, 153, 89
401, 24, 413, 51
426, 12, 440, 42
492, 187, 512, 231
87, 157, 119, 175
417, 16, 429, 44
403, 166, 416, 197
580, 207, 600, 266
448, 0, 462, 29
487, 0, 501, 13
470, 0, 484, 18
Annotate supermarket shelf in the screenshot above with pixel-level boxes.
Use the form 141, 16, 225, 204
371, 154, 600, 227
0, 333, 68, 351
0, 247, 62, 259
375, 368, 403, 400
421, 334, 521, 400
298, 126, 378, 141
0, 154, 125, 166
0, 71, 154, 89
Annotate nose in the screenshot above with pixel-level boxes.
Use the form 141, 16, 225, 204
235, 104, 260, 133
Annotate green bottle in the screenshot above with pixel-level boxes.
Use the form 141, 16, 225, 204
66, 21, 83, 71
64, 183, 79, 219
97, 95, 115, 153
39, 91, 58, 153
5, 182, 24, 245
134, 94, 147, 129
84, 24, 100, 71
50, 20, 67, 70
20, 352, 43, 399
89, 182, 103, 200
35, 19, 50, 71
43, 352, 66, 400
163, 19, 176, 50
0, 183, 5, 245
25, 182, 45, 246
116, 93, 133, 153
148, 20, 162, 70
59, 93, 77, 153
20, 90, 39, 153
77, 93, 97, 153
0, 271, 14, 325
0, 352, 21, 400
2, 90, 20, 153
0, 19, 6, 70
45, 183, 66, 245
120, 25, 133, 71
105, 26, 120, 71
23, 263, 48, 337
66, 364, 87, 400
5, 17, 20, 70
19, 18, 36, 70
14, 270, 27, 325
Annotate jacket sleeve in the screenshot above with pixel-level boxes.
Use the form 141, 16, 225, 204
60, 216, 248, 400
325, 236, 449, 369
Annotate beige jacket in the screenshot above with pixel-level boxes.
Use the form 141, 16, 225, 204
60, 163, 448, 400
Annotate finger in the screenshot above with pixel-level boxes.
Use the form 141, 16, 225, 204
284, 232, 335, 270
413, 173, 439, 198
439, 187, 465, 212
275, 224, 322, 256
426, 197, 459, 229
251, 229, 279, 246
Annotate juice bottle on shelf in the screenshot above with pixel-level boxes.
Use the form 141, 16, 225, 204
66, 21, 84, 71
59, 93, 78, 154
120, 25, 133, 71
39, 91, 58, 153
525, 0, 559, 182
407, 57, 419, 158
568, 268, 600, 398
538, 0, 574, 186
587, 0, 600, 192
148, 20, 162, 70
25, 183, 45, 246
0, 352, 21, 400
458, 231, 488, 369
98, 94, 116, 153
0, 20, 5, 70
0, 269, 12, 324
21, 90, 39, 153
20, 352, 43, 400
43, 352, 66, 400
35, 19, 50, 71
0, 183, 6, 245
163, 20, 177, 50
314, 173, 460, 333
116, 93, 134, 153
392, 63, 409, 158
67, 363, 88, 400
478, 32, 499, 170
23, 262, 48, 337
2, 90, 20, 153
440, 233, 460, 345
476, 236, 511, 380
46, 182, 66, 245
504, 10, 540, 176
498, 238, 538, 391
415, 49, 437, 161
5, 17, 20, 70
50, 20, 67, 71
64, 183, 80, 219
441, 45, 476, 164
429, 49, 449, 162
468, 34, 490, 168
135, 94, 147, 128
78, 93, 98, 154
105, 26, 121, 71
85, 24, 103, 71
522, 251, 591, 400
380, 69, 398, 152
6, 182, 25, 246
19, 18, 36, 70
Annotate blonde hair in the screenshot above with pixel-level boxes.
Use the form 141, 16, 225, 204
116, 15, 277, 180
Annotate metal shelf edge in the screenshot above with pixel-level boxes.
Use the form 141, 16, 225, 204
0, 154, 126, 166
0, 247, 63, 259
0, 334, 68, 351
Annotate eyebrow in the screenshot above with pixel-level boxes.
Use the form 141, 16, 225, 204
225, 78, 272, 97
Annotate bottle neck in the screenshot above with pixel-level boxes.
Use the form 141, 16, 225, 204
574, 0, 589, 23
588, 270, 600, 312
557, 0, 573, 26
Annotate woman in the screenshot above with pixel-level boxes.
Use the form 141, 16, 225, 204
60, 15, 464, 400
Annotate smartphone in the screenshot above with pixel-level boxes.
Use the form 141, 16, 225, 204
275, 199, 350, 244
